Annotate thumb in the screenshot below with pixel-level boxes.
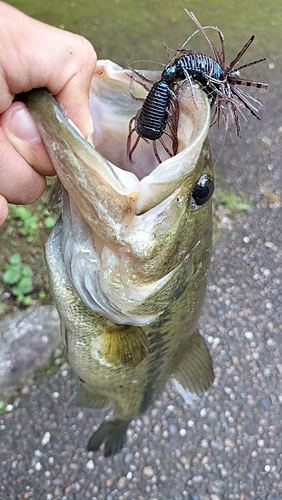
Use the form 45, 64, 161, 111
0, 102, 55, 176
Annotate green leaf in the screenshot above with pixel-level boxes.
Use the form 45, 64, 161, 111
2, 266, 22, 285
22, 296, 32, 306
11, 206, 31, 220
44, 216, 56, 229
22, 266, 33, 278
19, 215, 38, 236
12, 276, 33, 296
9, 253, 21, 265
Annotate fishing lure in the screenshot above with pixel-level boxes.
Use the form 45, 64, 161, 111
127, 11, 268, 164
168, 11, 269, 136
127, 75, 179, 164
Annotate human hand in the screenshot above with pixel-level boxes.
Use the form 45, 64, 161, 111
0, 1, 97, 225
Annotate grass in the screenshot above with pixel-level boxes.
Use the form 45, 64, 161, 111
2, 253, 33, 305
0, 184, 60, 318
215, 189, 250, 215
8, 203, 57, 240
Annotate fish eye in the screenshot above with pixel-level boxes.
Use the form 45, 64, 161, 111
192, 175, 214, 205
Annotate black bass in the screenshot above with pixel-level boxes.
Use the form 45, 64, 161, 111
25, 60, 214, 456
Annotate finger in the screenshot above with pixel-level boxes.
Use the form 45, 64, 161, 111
53, 35, 97, 138
0, 102, 55, 176
0, 194, 8, 226
0, 3, 97, 137
0, 125, 47, 205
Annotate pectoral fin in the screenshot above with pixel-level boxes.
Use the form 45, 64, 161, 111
171, 329, 214, 394
68, 383, 111, 409
102, 324, 149, 367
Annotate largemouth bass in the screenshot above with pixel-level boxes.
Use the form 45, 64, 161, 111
25, 60, 214, 456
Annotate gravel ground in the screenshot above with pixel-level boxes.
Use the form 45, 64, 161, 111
0, 71, 281, 500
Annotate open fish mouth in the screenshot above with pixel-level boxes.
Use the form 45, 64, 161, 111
26, 59, 211, 214
89, 60, 211, 209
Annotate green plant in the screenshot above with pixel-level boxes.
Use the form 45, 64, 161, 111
216, 189, 250, 214
9, 204, 58, 238
8, 205, 38, 238
2, 253, 33, 305
42, 210, 57, 229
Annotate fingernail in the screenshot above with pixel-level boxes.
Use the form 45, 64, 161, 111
9, 105, 41, 144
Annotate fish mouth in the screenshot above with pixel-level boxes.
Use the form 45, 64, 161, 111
89, 59, 211, 213
26, 59, 211, 217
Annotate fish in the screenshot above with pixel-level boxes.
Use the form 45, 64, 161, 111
25, 59, 215, 456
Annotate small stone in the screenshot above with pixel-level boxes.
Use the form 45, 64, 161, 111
70, 463, 78, 470
35, 462, 42, 471
86, 460, 94, 471
192, 475, 203, 483
143, 466, 154, 478
189, 494, 199, 500
142, 415, 150, 425
41, 431, 51, 446
168, 424, 177, 436
210, 439, 224, 451
117, 476, 127, 489
220, 468, 228, 477
200, 439, 208, 448
224, 438, 235, 448
21, 385, 30, 395
123, 452, 133, 465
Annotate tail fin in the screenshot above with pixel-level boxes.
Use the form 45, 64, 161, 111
87, 419, 130, 457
